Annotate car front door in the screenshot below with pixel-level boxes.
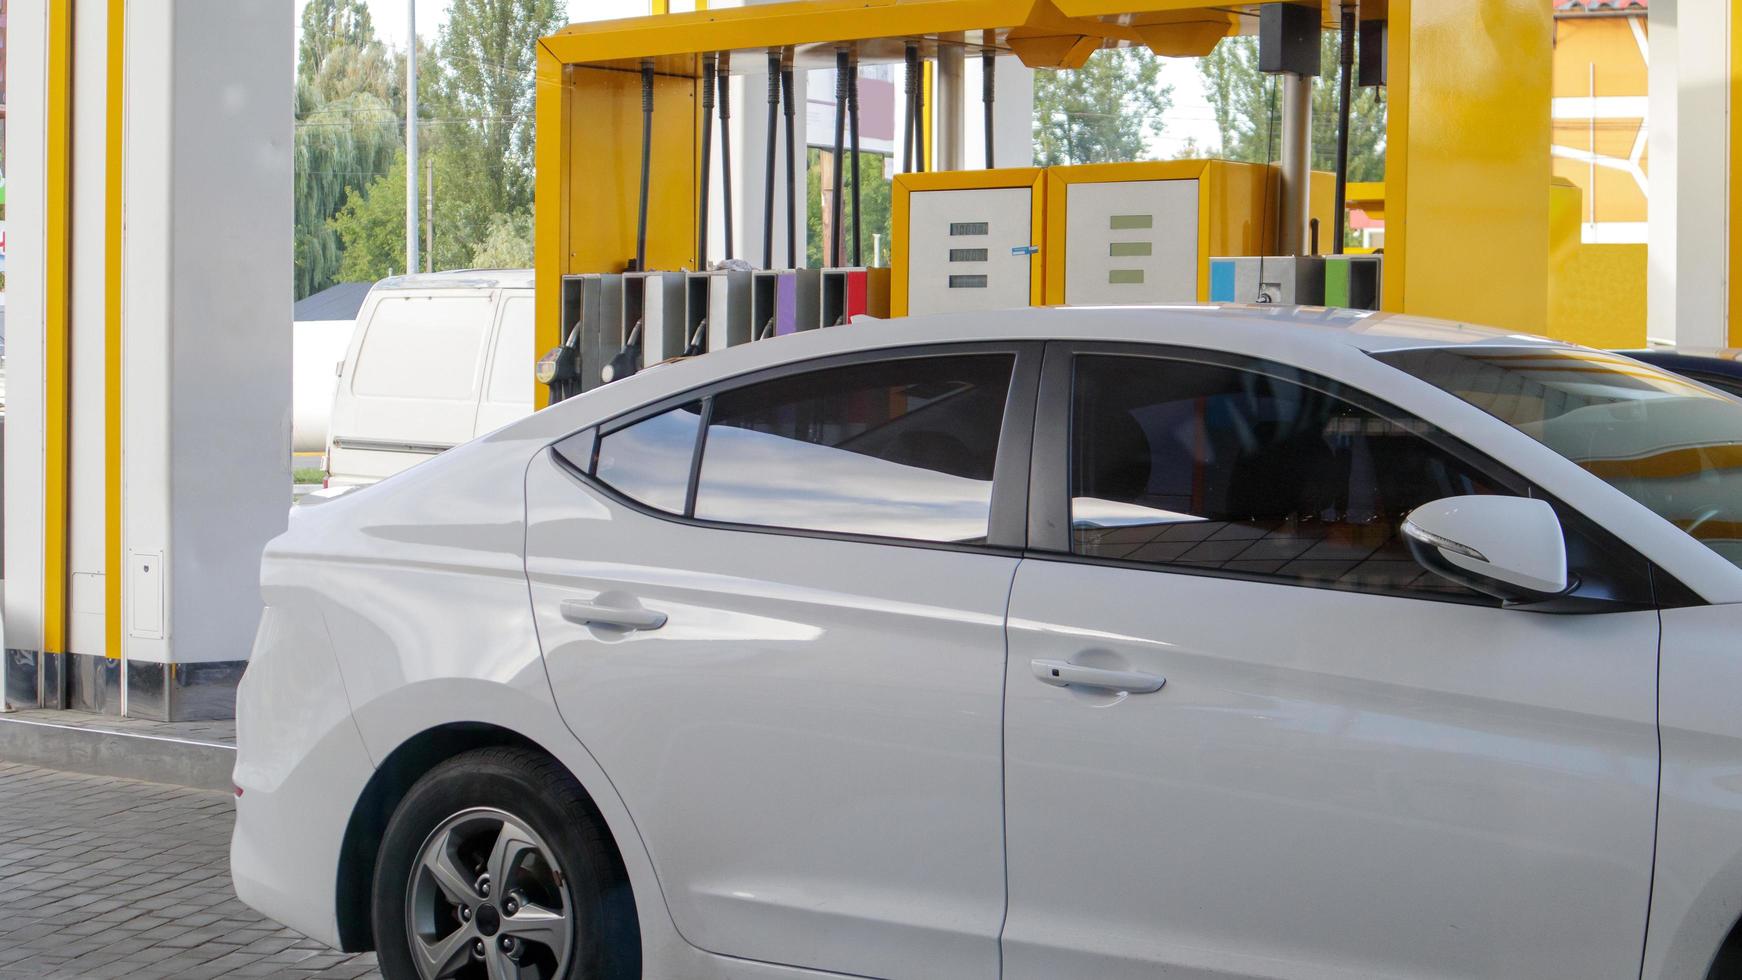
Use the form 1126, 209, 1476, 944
526, 345, 1038, 980
1000, 344, 1663, 979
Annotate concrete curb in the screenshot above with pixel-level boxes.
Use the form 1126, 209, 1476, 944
0, 712, 235, 791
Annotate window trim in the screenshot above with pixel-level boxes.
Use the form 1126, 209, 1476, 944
1027, 341, 1671, 610
551, 341, 1044, 555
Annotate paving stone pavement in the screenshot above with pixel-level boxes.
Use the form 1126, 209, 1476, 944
0, 762, 381, 980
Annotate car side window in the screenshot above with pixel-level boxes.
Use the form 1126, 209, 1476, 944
694, 354, 1014, 543
590, 402, 703, 515
1069, 353, 1510, 599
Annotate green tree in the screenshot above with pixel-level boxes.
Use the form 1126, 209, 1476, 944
469, 210, 536, 268
435, 0, 566, 219
806, 149, 894, 270
293, 0, 399, 299
1033, 48, 1173, 165
1198, 33, 1387, 182
332, 146, 486, 281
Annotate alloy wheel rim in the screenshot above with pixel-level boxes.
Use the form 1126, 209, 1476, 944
406, 806, 574, 980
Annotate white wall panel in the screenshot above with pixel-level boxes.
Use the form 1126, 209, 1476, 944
1064, 179, 1198, 306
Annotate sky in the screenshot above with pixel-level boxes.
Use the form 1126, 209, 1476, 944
294, 0, 1223, 154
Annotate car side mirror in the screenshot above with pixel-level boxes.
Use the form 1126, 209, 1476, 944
1402, 496, 1572, 605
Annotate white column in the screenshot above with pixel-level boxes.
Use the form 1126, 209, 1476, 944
121, 2, 292, 689
963, 54, 1036, 170
1649, 0, 1729, 347
67, 0, 110, 657
5, 0, 49, 664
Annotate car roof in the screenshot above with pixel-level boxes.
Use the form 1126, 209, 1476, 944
869, 304, 1562, 353
369, 268, 535, 292
510, 304, 1577, 442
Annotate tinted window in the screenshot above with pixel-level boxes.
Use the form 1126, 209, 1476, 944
593, 403, 702, 514
1070, 354, 1506, 597
694, 355, 1013, 543
1378, 346, 1742, 572
352, 295, 492, 399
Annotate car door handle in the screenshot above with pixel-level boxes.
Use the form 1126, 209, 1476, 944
560, 599, 667, 631
1031, 659, 1165, 694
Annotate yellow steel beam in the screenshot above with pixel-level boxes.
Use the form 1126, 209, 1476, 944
533, 42, 570, 410
1381, 0, 1409, 313
45, 0, 74, 657
1383, 0, 1551, 332
105, 0, 126, 659
1732, 0, 1742, 344
544, 0, 1081, 67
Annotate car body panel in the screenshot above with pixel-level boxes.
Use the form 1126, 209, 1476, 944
1004, 560, 1661, 979
1644, 602, 1742, 980
230, 593, 373, 947
525, 450, 1012, 979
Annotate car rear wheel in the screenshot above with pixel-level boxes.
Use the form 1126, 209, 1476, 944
372, 747, 638, 980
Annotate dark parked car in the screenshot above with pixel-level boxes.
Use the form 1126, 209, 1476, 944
1621, 348, 1742, 398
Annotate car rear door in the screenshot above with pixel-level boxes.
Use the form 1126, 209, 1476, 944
327, 289, 493, 484
473, 290, 534, 437
525, 343, 1040, 979
999, 343, 1663, 979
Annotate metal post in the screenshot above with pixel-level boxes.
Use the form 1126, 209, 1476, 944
782, 58, 797, 270
763, 50, 779, 268
982, 37, 996, 169
425, 155, 434, 272
903, 43, 918, 172
699, 52, 716, 268
636, 58, 655, 273
405, 0, 419, 277
1332, 4, 1355, 255
915, 51, 927, 173
1279, 70, 1311, 255
848, 50, 863, 267
937, 41, 964, 171
718, 54, 735, 260
831, 48, 848, 267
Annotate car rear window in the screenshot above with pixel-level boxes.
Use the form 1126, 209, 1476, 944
352, 295, 493, 400
693, 355, 1013, 543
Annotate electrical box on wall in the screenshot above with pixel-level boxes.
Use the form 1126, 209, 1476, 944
128, 550, 165, 640
1208, 255, 1327, 305
1045, 160, 1337, 307
892, 168, 1045, 316
1061, 178, 1199, 305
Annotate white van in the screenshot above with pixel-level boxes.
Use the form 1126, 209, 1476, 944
325, 270, 535, 487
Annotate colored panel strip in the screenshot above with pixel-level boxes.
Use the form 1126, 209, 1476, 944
106, 0, 126, 659
45, 0, 76, 656
774, 273, 798, 335
846, 270, 868, 319
1325, 258, 1352, 307
1209, 259, 1236, 302
1108, 269, 1146, 285
1108, 242, 1153, 257
1109, 214, 1154, 230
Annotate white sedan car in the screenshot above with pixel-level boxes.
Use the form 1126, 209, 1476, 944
232, 306, 1742, 980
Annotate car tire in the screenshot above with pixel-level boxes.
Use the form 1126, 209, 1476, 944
372, 746, 639, 980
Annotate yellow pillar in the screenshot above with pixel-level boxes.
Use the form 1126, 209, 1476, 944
104, 0, 127, 659
1731, 0, 1742, 346
1383, 0, 1553, 333
44, 0, 74, 657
